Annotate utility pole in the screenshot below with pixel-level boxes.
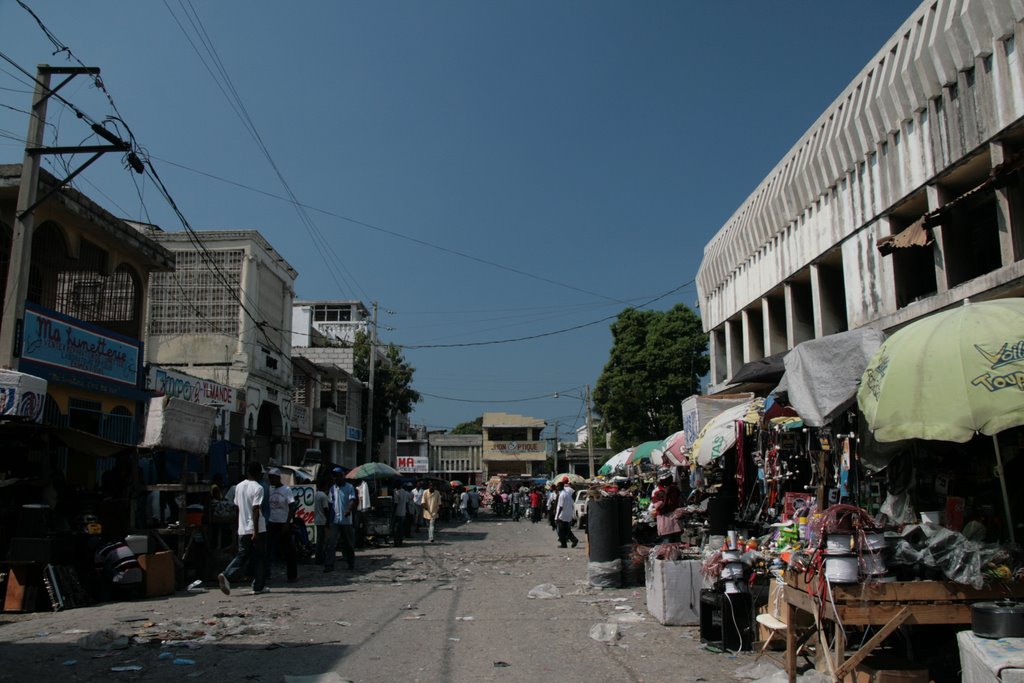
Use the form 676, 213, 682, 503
0, 65, 134, 368
552, 420, 558, 477
364, 301, 378, 462
0, 68, 50, 367
585, 384, 595, 479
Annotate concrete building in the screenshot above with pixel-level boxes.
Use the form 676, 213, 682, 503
291, 300, 370, 363
481, 411, 547, 479
428, 432, 483, 484
697, 0, 1024, 389
142, 228, 297, 465
0, 165, 173, 485
290, 354, 363, 468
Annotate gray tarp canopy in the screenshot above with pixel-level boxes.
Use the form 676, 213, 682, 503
776, 327, 886, 427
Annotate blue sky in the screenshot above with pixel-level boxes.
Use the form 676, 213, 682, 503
0, 1, 920, 436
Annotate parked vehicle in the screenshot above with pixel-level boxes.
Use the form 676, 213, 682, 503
573, 489, 588, 529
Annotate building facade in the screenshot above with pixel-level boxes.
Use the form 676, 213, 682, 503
290, 354, 363, 468
143, 228, 297, 465
697, 0, 1024, 389
481, 411, 547, 479
428, 433, 483, 484
0, 165, 173, 487
291, 300, 370, 362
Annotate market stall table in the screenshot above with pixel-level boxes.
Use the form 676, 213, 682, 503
958, 631, 1024, 683
783, 571, 1024, 682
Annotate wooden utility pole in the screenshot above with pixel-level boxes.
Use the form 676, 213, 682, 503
0, 65, 131, 368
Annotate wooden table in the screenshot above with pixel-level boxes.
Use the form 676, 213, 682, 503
783, 571, 1024, 682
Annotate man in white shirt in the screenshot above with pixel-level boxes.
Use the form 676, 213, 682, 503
218, 461, 269, 595
555, 482, 579, 549
313, 483, 330, 565
410, 482, 424, 533
392, 483, 412, 546
266, 468, 297, 582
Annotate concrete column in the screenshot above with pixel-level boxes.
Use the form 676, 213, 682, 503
784, 282, 813, 348
708, 332, 720, 387
762, 296, 787, 356
810, 263, 825, 339
876, 216, 899, 316
992, 141, 1024, 265
927, 184, 950, 293
724, 319, 738, 380
741, 308, 764, 363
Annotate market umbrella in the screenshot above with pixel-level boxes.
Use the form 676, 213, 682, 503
449, 480, 464, 488
550, 472, 585, 485
857, 298, 1024, 542
660, 430, 688, 466
628, 440, 665, 465
691, 399, 762, 467
597, 449, 632, 476
345, 462, 400, 480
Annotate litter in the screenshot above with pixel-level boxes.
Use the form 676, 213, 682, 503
735, 661, 782, 680
614, 605, 632, 610
448, 637, 460, 642
527, 583, 562, 599
158, 652, 174, 660
61, 660, 77, 666
187, 580, 204, 592
173, 658, 196, 665
78, 629, 130, 650
588, 623, 621, 642
455, 616, 474, 621
335, 621, 351, 627
493, 661, 510, 667
111, 665, 144, 672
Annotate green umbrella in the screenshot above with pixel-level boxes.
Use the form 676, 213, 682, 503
857, 297, 1024, 542
628, 440, 665, 465
346, 462, 400, 480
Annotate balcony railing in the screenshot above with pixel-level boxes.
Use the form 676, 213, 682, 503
313, 407, 346, 442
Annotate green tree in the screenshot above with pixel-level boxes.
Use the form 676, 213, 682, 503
593, 303, 708, 451
450, 416, 483, 434
353, 330, 421, 461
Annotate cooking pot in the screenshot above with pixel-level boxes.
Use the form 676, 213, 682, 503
971, 601, 1024, 639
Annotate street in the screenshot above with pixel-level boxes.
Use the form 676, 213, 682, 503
0, 511, 749, 683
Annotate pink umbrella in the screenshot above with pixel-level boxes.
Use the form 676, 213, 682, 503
660, 430, 689, 467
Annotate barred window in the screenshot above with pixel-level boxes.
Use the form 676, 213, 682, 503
149, 249, 243, 336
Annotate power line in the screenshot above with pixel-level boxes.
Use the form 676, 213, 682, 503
418, 386, 583, 404
148, 154, 630, 305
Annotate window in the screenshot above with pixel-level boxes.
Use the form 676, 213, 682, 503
149, 249, 243, 336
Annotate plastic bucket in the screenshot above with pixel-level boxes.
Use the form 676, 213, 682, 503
824, 555, 859, 583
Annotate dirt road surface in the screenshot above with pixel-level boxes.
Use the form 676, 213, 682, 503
0, 512, 757, 682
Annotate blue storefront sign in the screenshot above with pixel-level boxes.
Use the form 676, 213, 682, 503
19, 302, 144, 398
346, 425, 362, 442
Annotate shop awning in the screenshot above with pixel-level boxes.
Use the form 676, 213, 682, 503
0, 420, 135, 458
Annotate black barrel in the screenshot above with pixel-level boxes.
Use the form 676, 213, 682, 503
587, 498, 622, 562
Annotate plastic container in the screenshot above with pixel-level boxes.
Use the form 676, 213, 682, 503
921, 510, 942, 526
125, 534, 149, 556
824, 555, 859, 582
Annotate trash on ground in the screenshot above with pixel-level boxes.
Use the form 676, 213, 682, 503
187, 580, 204, 592
173, 658, 196, 665
335, 621, 351, 627
734, 661, 782, 680
527, 583, 562, 599
78, 629, 130, 650
493, 661, 510, 667
158, 652, 174, 660
283, 674, 354, 683
61, 659, 77, 666
111, 665, 144, 672
588, 623, 621, 642
455, 616, 474, 621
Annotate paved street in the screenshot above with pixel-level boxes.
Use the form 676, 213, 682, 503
0, 512, 750, 682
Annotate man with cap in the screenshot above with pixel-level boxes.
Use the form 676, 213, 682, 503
554, 481, 579, 548
324, 466, 357, 572
266, 468, 298, 582
218, 460, 269, 595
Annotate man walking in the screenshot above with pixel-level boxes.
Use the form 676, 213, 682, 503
555, 481, 579, 549
324, 467, 357, 572
392, 482, 412, 547
422, 481, 441, 542
218, 461, 269, 595
313, 479, 330, 565
266, 468, 297, 582
459, 488, 471, 523
411, 481, 424, 533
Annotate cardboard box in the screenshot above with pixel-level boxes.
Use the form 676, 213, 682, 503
138, 551, 175, 598
854, 656, 929, 683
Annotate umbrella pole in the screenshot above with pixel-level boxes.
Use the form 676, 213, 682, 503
993, 435, 1016, 545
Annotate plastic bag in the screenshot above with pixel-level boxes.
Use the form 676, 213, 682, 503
588, 623, 620, 642
895, 523, 999, 589
878, 491, 915, 525
587, 559, 622, 588
527, 583, 562, 599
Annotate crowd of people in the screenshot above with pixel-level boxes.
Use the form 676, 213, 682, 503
214, 466, 584, 597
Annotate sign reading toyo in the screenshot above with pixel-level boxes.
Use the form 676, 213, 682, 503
396, 456, 428, 473
149, 366, 239, 411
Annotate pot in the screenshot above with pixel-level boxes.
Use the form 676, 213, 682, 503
971, 601, 1024, 639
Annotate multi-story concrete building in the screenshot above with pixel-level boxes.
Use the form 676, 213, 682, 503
142, 228, 297, 465
291, 300, 370, 364
290, 354, 363, 468
0, 165, 173, 487
428, 432, 483, 484
698, 0, 1024, 389
481, 411, 547, 479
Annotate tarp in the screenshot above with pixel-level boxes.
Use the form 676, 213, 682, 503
0, 370, 46, 423
776, 327, 886, 427
728, 352, 787, 384
142, 395, 216, 453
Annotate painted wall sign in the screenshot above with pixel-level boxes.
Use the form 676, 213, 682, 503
490, 441, 543, 454
20, 303, 142, 395
396, 456, 428, 473
148, 366, 239, 411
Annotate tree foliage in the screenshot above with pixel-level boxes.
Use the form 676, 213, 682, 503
450, 416, 483, 435
593, 303, 708, 451
353, 330, 421, 460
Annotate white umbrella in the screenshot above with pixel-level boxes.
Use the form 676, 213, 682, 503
597, 448, 632, 475
692, 399, 759, 466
